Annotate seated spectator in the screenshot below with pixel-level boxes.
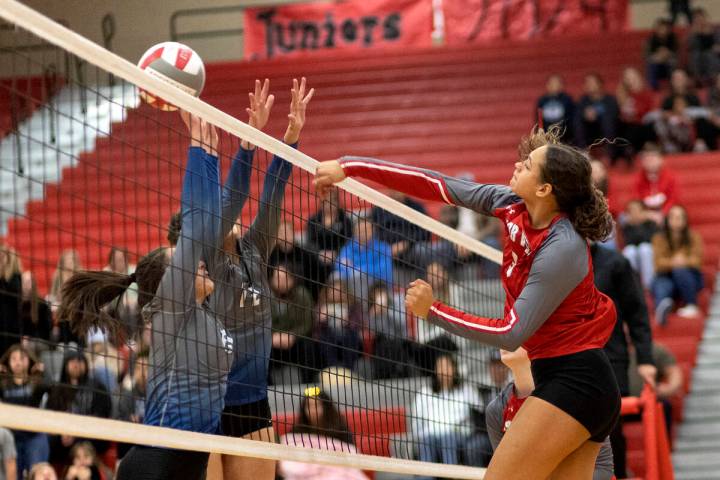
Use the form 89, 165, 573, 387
47, 250, 82, 314
634, 144, 679, 223
306, 188, 353, 265
19, 272, 53, 350
0, 345, 49, 476
270, 220, 327, 301
0, 245, 22, 357
687, 8, 720, 85
279, 387, 368, 480
629, 342, 683, 438
115, 354, 148, 459
486, 348, 614, 480
370, 191, 431, 268
574, 73, 620, 160
410, 354, 482, 470
661, 68, 719, 150
621, 200, 658, 289
616, 66, 656, 161
652, 205, 705, 323
316, 301, 361, 373
654, 95, 697, 153
645, 18, 678, 90
29, 462, 57, 480
269, 264, 316, 384
0, 427, 16, 480
63, 441, 112, 480
46, 350, 112, 464
669, 0, 693, 26
536, 74, 575, 142
334, 216, 393, 301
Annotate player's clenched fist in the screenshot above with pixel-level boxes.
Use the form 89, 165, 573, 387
405, 279, 435, 319
314, 160, 346, 197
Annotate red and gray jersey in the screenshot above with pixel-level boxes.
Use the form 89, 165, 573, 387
339, 156, 616, 360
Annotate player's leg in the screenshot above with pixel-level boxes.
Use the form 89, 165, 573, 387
222, 427, 276, 480
547, 440, 602, 480
484, 396, 592, 480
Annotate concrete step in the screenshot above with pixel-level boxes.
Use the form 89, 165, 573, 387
675, 470, 720, 480
673, 451, 720, 472
685, 394, 720, 411
675, 436, 720, 453
677, 420, 720, 440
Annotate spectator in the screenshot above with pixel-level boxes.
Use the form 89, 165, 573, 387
316, 300, 361, 373
616, 66, 656, 160
536, 74, 575, 142
410, 354, 482, 470
654, 95, 697, 153
0, 345, 48, 477
270, 220, 326, 301
574, 73, 620, 160
279, 387, 368, 480
0, 246, 22, 357
668, 0, 693, 26
48, 250, 82, 314
645, 18, 678, 90
115, 354, 147, 459
370, 191, 431, 268
306, 188, 353, 263
334, 216, 393, 300
0, 427, 16, 480
29, 463, 57, 480
652, 205, 705, 323
19, 272, 53, 350
268, 264, 316, 384
591, 244, 656, 477
46, 350, 112, 464
621, 200, 658, 289
661, 68, 719, 149
63, 441, 112, 480
629, 342, 683, 437
687, 8, 720, 85
634, 144, 679, 223
707, 72, 720, 114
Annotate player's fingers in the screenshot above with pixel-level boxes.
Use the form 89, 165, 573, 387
303, 88, 315, 105
299, 77, 307, 98
261, 78, 270, 101
266, 94, 275, 111
254, 79, 261, 99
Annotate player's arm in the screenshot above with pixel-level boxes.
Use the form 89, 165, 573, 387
315, 157, 519, 216
246, 78, 313, 259
407, 226, 589, 350
220, 79, 275, 238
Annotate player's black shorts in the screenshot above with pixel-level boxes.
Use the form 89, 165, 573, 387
531, 348, 621, 443
220, 397, 273, 438
117, 446, 208, 480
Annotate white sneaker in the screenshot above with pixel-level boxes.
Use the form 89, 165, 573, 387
677, 305, 700, 318
655, 298, 674, 326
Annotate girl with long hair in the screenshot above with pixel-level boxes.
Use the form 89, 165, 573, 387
48, 250, 82, 313
0, 245, 22, 355
314, 126, 619, 479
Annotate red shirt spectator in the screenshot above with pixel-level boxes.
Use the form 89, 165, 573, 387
634, 144, 678, 220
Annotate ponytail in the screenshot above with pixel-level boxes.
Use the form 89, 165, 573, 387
57, 271, 135, 336
569, 187, 615, 242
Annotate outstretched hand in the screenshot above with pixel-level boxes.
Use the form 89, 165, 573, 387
242, 78, 275, 150
180, 110, 219, 156
314, 160, 346, 198
284, 77, 315, 145
405, 279, 435, 319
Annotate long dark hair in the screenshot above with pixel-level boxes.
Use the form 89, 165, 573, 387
664, 205, 692, 252
431, 354, 462, 393
292, 390, 354, 445
0, 344, 42, 389
519, 126, 614, 241
58, 247, 169, 336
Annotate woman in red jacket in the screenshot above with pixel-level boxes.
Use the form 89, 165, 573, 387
314, 127, 619, 479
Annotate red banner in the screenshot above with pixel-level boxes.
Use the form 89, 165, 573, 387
443, 0, 628, 45
244, 0, 433, 60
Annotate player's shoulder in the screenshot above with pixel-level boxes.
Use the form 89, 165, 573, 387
546, 218, 587, 253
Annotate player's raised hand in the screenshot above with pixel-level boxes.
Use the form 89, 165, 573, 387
314, 160, 346, 198
284, 77, 314, 145
405, 279, 435, 319
242, 78, 275, 150
180, 110, 217, 156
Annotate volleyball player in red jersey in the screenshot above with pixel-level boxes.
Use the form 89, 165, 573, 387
314, 127, 619, 479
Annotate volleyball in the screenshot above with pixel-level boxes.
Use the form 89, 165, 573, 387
137, 41, 205, 111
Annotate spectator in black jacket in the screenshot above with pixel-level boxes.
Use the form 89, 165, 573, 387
306, 188, 353, 261
46, 350, 112, 464
370, 192, 430, 270
19, 272, 53, 350
662, 68, 720, 150
0, 246, 22, 357
668, 0, 693, 26
592, 244, 656, 479
269, 220, 327, 301
645, 18, 678, 90
687, 8, 720, 85
536, 74, 575, 142
575, 73, 620, 159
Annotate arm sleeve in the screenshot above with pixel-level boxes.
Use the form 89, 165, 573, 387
156, 147, 220, 313
219, 146, 254, 241
339, 156, 520, 216
484, 390, 508, 451
245, 147, 296, 260
425, 225, 588, 350
614, 256, 654, 365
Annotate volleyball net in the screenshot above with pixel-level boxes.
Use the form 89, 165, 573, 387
0, 1, 506, 477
